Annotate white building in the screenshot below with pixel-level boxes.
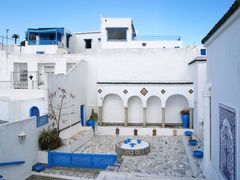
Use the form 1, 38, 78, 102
0, 17, 206, 133
0, 16, 211, 180
202, 1, 240, 180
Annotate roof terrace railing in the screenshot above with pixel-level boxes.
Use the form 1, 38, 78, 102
28, 40, 58, 45
133, 35, 181, 41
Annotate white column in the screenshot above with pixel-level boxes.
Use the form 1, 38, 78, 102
99, 106, 103, 126
162, 108, 165, 127
203, 85, 211, 175
143, 107, 147, 127
124, 107, 128, 127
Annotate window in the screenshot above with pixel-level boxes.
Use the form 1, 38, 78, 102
200, 49, 206, 55
66, 33, 72, 48
84, 39, 92, 49
36, 51, 45, 54
44, 64, 55, 74
107, 28, 127, 41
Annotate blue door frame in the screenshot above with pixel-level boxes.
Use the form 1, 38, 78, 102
80, 105, 84, 126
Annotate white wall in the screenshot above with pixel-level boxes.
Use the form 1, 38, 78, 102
204, 7, 240, 180
0, 89, 46, 123
98, 84, 193, 124
101, 18, 134, 47
97, 48, 198, 82
0, 118, 48, 180
0, 51, 9, 81
48, 60, 87, 130
165, 95, 189, 124
20, 44, 61, 54
189, 60, 207, 139
103, 40, 183, 49
128, 96, 143, 124
102, 94, 124, 123
146, 96, 162, 124
98, 84, 194, 108
70, 32, 101, 53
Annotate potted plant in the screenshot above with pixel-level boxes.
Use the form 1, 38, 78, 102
180, 109, 189, 128
38, 128, 62, 150
86, 109, 98, 131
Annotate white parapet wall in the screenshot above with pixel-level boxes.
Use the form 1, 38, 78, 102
0, 89, 46, 123
0, 117, 48, 180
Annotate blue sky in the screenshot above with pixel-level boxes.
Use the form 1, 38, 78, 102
0, 0, 234, 45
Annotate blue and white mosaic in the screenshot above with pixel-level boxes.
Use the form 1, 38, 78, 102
219, 104, 236, 180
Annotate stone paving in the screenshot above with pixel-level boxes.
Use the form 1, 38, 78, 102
75, 135, 194, 178
42, 166, 100, 179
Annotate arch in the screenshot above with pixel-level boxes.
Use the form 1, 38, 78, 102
128, 96, 143, 124
102, 94, 124, 123
165, 94, 189, 124
146, 96, 162, 124
30, 106, 40, 117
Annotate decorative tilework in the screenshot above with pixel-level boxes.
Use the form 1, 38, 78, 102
123, 89, 128, 94
161, 89, 166, 94
146, 123, 162, 126
98, 89, 102, 94
165, 123, 182, 128
101, 122, 125, 126
219, 104, 236, 180
140, 88, 148, 96
189, 89, 193, 94
99, 122, 181, 128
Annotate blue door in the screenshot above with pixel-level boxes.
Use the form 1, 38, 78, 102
80, 105, 84, 126
30, 106, 40, 117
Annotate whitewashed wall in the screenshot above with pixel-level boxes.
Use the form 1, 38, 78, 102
165, 95, 189, 124
0, 89, 46, 123
48, 60, 87, 130
203, 7, 240, 180
102, 40, 183, 49
97, 48, 198, 82
146, 96, 162, 124
0, 51, 9, 81
70, 32, 101, 53
189, 60, 206, 139
0, 118, 48, 180
98, 84, 194, 124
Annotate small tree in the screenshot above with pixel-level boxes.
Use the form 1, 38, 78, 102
12, 34, 19, 44
48, 87, 75, 136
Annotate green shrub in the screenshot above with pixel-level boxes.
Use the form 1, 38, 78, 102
39, 128, 62, 150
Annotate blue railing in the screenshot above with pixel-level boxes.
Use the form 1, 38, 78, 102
0, 161, 25, 167
28, 40, 57, 45
37, 114, 48, 128
133, 35, 181, 41
48, 151, 117, 169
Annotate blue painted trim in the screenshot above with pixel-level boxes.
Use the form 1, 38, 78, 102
0, 161, 25, 167
80, 105, 84, 126
48, 151, 117, 169
37, 114, 48, 128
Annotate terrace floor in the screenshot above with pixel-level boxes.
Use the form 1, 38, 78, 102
75, 135, 203, 178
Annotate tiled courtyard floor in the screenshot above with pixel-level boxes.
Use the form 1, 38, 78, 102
75, 135, 195, 178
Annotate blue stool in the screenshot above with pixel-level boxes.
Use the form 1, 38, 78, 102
189, 139, 198, 146
184, 131, 193, 136
32, 163, 45, 172
193, 150, 204, 158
